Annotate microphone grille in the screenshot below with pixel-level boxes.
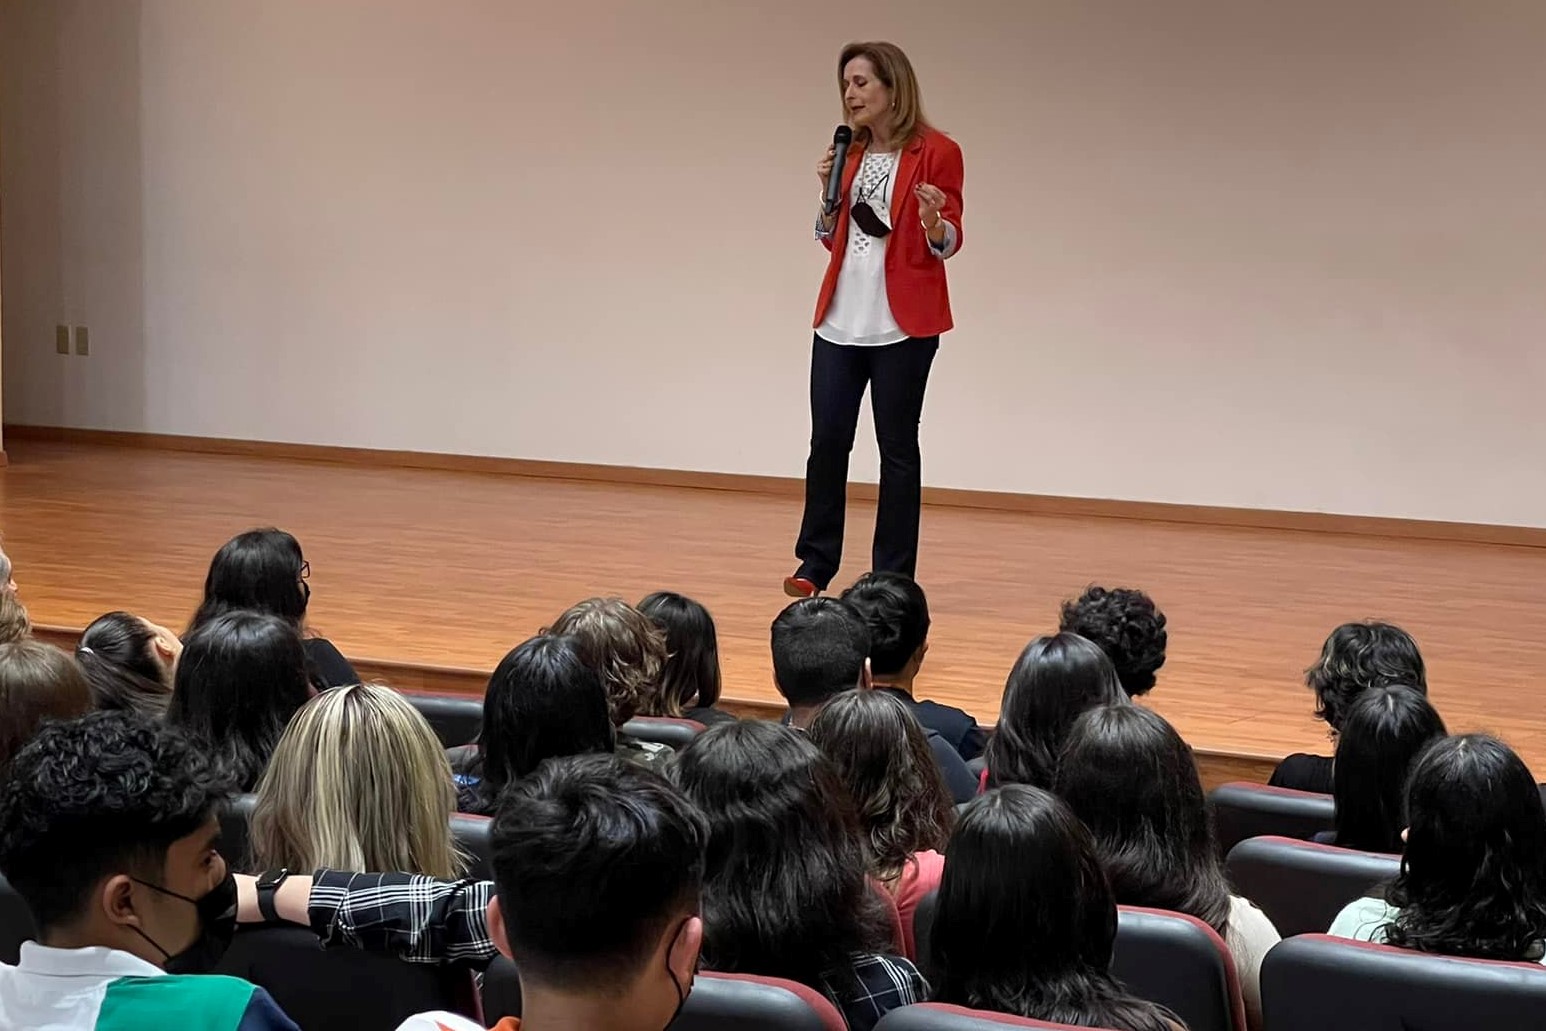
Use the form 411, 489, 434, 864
833, 125, 854, 144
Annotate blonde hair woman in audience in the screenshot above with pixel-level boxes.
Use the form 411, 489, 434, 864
249, 683, 465, 878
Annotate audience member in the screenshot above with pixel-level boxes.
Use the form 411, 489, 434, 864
672, 720, 924, 1031
1271, 621, 1428, 793
637, 591, 736, 725
1323, 684, 1447, 853
166, 611, 313, 791
1059, 585, 1167, 698
0, 639, 93, 770
249, 683, 465, 878
984, 632, 1125, 790
930, 785, 1183, 1031
807, 689, 954, 957
0, 541, 17, 592
548, 597, 675, 765
0, 712, 298, 1030
188, 528, 359, 690
76, 611, 180, 719
0, 590, 30, 644
1329, 734, 1546, 960
841, 572, 986, 760
1057, 704, 1278, 1030
456, 634, 614, 815
773, 597, 976, 801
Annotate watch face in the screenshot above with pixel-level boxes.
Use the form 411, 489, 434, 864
257, 868, 290, 890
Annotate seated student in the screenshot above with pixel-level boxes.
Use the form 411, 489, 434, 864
1321, 684, 1446, 853
1270, 621, 1428, 794
1059, 585, 1168, 698
807, 689, 954, 956
841, 572, 986, 760
1329, 733, 1546, 960
0, 639, 94, 770
166, 611, 313, 791
0, 590, 30, 644
637, 591, 737, 725
0, 712, 298, 1030
0, 541, 16, 593
673, 721, 924, 1031
548, 598, 675, 766
1057, 705, 1278, 1031
76, 611, 181, 719
930, 785, 1183, 1031
395, 754, 706, 1031
248, 683, 466, 878
984, 632, 1126, 791
772, 597, 976, 802
455, 634, 615, 815
188, 528, 359, 690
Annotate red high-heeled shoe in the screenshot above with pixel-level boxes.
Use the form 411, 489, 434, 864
782, 575, 821, 599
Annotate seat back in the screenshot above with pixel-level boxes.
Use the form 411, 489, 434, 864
450, 812, 495, 880
1208, 782, 1334, 856
670, 972, 847, 1031
877, 1003, 1111, 1029
404, 691, 485, 749
1225, 835, 1399, 938
215, 923, 478, 1031
220, 792, 259, 870
1262, 933, 1546, 1030
481, 955, 523, 1023
622, 716, 707, 749
912, 889, 941, 983
1112, 906, 1246, 1031
0, 874, 37, 965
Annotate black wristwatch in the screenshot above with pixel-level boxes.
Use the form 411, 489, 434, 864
256, 868, 291, 924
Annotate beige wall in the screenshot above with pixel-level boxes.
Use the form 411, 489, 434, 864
3, 0, 1545, 525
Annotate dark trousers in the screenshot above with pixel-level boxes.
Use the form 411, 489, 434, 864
794, 333, 940, 589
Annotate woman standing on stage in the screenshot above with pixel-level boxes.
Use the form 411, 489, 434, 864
786, 41, 964, 599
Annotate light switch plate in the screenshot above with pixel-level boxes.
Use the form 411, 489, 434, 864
74, 326, 89, 356
56, 325, 70, 355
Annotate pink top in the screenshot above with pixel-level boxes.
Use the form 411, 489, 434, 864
893, 850, 947, 960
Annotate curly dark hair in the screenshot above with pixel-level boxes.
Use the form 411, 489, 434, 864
1382, 734, 1546, 961
0, 711, 234, 931
548, 598, 672, 723
807, 689, 954, 883
1058, 586, 1167, 698
1306, 622, 1427, 731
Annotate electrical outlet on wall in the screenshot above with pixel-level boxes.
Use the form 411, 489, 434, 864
55, 325, 70, 355
74, 326, 89, 356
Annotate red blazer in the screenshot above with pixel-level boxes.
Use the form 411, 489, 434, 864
812, 127, 964, 339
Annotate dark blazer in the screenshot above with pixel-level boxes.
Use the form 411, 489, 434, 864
1269, 752, 1334, 795
875, 686, 987, 762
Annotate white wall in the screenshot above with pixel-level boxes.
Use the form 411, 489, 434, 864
4, 0, 1545, 525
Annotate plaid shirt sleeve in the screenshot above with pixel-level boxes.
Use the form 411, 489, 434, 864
820, 953, 928, 1031
307, 870, 498, 966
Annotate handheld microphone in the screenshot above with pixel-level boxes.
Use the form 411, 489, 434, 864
824, 125, 853, 215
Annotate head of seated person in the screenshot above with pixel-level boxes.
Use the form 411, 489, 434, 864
0, 639, 93, 770
807, 688, 954, 890
188, 528, 312, 634
482, 754, 706, 1031
465, 633, 614, 815
637, 591, 725, 719
1058, 585, 1167, 698
166, 610, 312, 792
1331, 684, 1447, 854
1307, 621, 1427, 740
840, 572, 931, 695
548, 597, 675, 727
985, 632, 1126, 790
76, 611, 181, 720
249, 682, 465, 878
931, 784, 1181, 1031
770, 597, 871, 729
0, 590, 31, 645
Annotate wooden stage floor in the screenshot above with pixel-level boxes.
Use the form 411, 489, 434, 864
6, 439, 1546, 784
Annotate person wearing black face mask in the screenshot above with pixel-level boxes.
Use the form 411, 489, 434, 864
0, 712, 298, 1031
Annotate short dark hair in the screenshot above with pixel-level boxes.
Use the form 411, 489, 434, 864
769, 598, 870, 707
840, 572, 931, 678
1056, 705, 1232, 935
1306, 621, 1427, 731
0, 640, 94, 769
77, 612, 173, 719
548, 598, 671, 723
638, 592, 722, 710
189, 528, 309, 631
473, 634, 615, 813
1058, 586, 1167, 697
492, 753, 707, 990
1332, 684, 1446, 853
166, 610, 312, 791
985, 633, 1125, 790
0, 711, 234, 930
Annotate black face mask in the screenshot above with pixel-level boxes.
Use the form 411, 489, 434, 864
662, 920, 693, 1031
130, 870, 239, 974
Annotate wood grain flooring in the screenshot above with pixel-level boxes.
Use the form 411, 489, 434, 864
6, 439, 1546, 781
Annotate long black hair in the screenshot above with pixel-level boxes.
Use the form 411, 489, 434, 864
1056, 704, 1232, 935
188, 528, 309, 632
166, 610, 312, 791
931, 785, 1178, 1031
1332, 684, 1447, 854
1384, 734, 1546, 960
670, 720, 893, 988
985, 633, 1126, 789
470, 634, 614, 815
1306, 621, 1426, 732
637, 591, 722, 710
76, 612, 174, 719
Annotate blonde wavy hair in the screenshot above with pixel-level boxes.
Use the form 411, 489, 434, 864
838, 41, 933, 149
547, 597, 674, 723
249, 683, 465, 878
